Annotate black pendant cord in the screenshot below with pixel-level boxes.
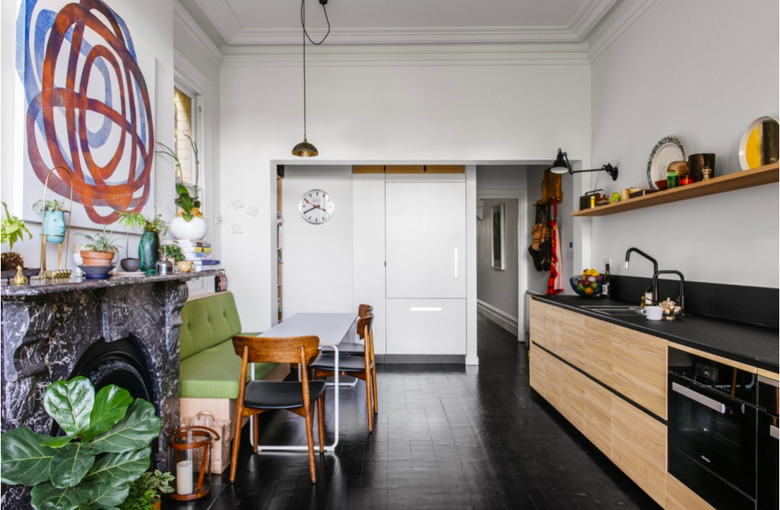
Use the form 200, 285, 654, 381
299, 0, 330, 141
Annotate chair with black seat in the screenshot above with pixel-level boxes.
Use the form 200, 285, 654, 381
311, 314, 376, 432
336, 304, 378, 414
230, 335, 326, 484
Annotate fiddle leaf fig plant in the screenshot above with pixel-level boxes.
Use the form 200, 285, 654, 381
0, 376, 162, 510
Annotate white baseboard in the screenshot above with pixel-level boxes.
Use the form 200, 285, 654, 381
477, 300, 518, 337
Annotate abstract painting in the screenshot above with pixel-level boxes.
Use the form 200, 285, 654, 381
16, 0, 155, 226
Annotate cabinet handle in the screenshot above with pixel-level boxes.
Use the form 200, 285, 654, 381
672, 382, 726, 414
453, 248, 458, 280
771, 424, 779, 441
410, 307, 442, 312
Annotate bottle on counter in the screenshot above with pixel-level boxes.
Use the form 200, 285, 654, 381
602, 263, 611, 298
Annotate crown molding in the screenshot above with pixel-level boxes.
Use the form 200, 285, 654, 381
587, 0, 657, 60
174, 0, 223, 64
173, 50, 210, 93
569, 0, 618, 39
221, 43, 591, 68
191, 0, 242, 43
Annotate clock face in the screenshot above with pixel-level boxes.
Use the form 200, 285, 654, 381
298, 189, 335, 224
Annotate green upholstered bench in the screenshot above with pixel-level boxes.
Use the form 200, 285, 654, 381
178, 291, 289, 424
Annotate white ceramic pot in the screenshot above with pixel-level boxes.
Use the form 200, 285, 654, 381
169, 216, 207, 241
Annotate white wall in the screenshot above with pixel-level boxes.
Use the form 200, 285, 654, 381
281, 165, 354, 316
589, 0, 779, 287
220, 59, 591, 332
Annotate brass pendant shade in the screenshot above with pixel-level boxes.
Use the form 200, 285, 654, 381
292, 138, 319, 157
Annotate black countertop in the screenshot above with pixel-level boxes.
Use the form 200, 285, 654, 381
531, 294, 779, 373
1, 269, 221, 298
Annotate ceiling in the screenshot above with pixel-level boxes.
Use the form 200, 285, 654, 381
177, 0, 648, 53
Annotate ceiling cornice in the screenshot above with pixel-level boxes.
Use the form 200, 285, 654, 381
568, 0, 618, 39
191, 0, 243, 42
221, 44, 591, 68
587, 0, 657, 60
173, 0, 223, 64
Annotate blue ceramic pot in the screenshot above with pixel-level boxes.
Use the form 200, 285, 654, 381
43, 210, 66, 244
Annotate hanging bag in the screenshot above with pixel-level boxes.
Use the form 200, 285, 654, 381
528, 202, 552, 271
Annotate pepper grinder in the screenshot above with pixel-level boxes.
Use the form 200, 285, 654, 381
702, 165, 712, 181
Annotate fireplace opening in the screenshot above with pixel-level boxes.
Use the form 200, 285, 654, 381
51, 336, 158, 438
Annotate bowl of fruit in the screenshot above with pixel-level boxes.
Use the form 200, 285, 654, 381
570, 269, 603, 297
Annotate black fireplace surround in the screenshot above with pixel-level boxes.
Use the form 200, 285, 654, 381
1, 271, 216, 508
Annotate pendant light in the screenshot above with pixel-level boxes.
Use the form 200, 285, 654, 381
292, 0, 331, 157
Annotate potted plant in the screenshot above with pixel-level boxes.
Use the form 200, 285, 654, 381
32, 199, 67, 244
119, 469, 174, 510
117, 213, 168, 274
162, 243, 192, 273
156, 135, 207, 241
0, 376, 162, 510
80, 227, 119, 266
1, 201, 33, 278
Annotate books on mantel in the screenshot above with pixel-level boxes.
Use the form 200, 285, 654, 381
168, 240, 220, 269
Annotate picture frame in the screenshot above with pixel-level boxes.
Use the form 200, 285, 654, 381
491, 202, 505, 270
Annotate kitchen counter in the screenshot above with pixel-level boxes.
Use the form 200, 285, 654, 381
531, 294, 779, 373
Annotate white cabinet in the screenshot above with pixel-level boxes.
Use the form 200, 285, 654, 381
385, 178, 466, 299
386, 298, 466, 355
384, 174, 467, 356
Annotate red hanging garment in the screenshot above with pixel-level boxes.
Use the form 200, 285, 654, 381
547, 199, 564, 295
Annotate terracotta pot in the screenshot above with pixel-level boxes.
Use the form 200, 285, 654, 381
80, 250, 115, 266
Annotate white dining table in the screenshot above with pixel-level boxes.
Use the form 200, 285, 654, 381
253, 312, 357, 452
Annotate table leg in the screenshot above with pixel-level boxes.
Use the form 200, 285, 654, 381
253, 345, 341, 452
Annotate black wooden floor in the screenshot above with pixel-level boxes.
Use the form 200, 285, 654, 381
167, 316, 660, 509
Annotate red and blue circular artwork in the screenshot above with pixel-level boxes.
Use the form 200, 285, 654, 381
17, 0, 154, 225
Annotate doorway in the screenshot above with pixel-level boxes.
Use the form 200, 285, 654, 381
476, 165, 526, 343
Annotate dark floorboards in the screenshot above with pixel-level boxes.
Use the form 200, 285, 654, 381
167, 316, 660, 509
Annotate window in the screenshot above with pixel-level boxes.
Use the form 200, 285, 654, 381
173, 87, 197, 188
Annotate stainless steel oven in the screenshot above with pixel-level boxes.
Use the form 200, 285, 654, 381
668, 347, 758, 510
757, 375, 779, 510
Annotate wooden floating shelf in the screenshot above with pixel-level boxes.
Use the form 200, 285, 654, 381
571, 162, 779, 217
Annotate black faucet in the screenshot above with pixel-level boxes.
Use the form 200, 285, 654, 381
624, 247, 659, 275
652, 270, 686, 315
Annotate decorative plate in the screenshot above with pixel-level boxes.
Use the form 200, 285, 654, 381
739, 116, 779, 170
647, 136, 686, 189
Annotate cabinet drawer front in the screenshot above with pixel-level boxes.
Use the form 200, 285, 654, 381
386, 299, 466, 355
612, 326, 667, 419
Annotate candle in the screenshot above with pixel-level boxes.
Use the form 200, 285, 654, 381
176, 460, 193, 494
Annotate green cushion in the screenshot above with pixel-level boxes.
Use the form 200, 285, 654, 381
180, 339, 278, 399
180, 292, 242, 360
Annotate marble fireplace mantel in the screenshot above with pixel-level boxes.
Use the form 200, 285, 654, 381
1, 270, 220, 507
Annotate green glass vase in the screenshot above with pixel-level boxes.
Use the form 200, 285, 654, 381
138, 231, 159, 274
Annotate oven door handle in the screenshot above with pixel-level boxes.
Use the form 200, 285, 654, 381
771, 424, 779, 441
672, 382, 727, 414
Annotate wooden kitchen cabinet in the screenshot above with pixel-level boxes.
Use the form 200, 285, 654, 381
529, 298, 673, 508
611, 394, 667, 506
666, 473, 716, 510
612, 327, 667, 419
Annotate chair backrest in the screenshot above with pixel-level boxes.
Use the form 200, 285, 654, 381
180, 292, 242, 359
357, 304, 373, 340
356, 314, 374, 358
232, 335, 320, 365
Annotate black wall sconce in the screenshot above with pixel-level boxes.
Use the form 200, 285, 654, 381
551, 148, 618, 181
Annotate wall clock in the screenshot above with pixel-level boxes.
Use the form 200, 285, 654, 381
298, 189, 335, 224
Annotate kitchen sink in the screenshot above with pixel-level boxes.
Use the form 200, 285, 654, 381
580, 305, 645, 316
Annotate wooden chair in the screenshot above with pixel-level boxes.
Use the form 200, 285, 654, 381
230, 335, 326, 484
311, 314, 376, 432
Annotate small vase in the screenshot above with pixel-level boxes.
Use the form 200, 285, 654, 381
169, 216, 207, 241
43, 210, 66, 244
138, 231, 160, 274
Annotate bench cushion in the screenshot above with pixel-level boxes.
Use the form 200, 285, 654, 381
180, 338, 279, 399
180, 292, 242, 360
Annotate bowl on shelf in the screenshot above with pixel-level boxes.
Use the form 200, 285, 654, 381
78, 264, 115, 279
570, 275, 604, 297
